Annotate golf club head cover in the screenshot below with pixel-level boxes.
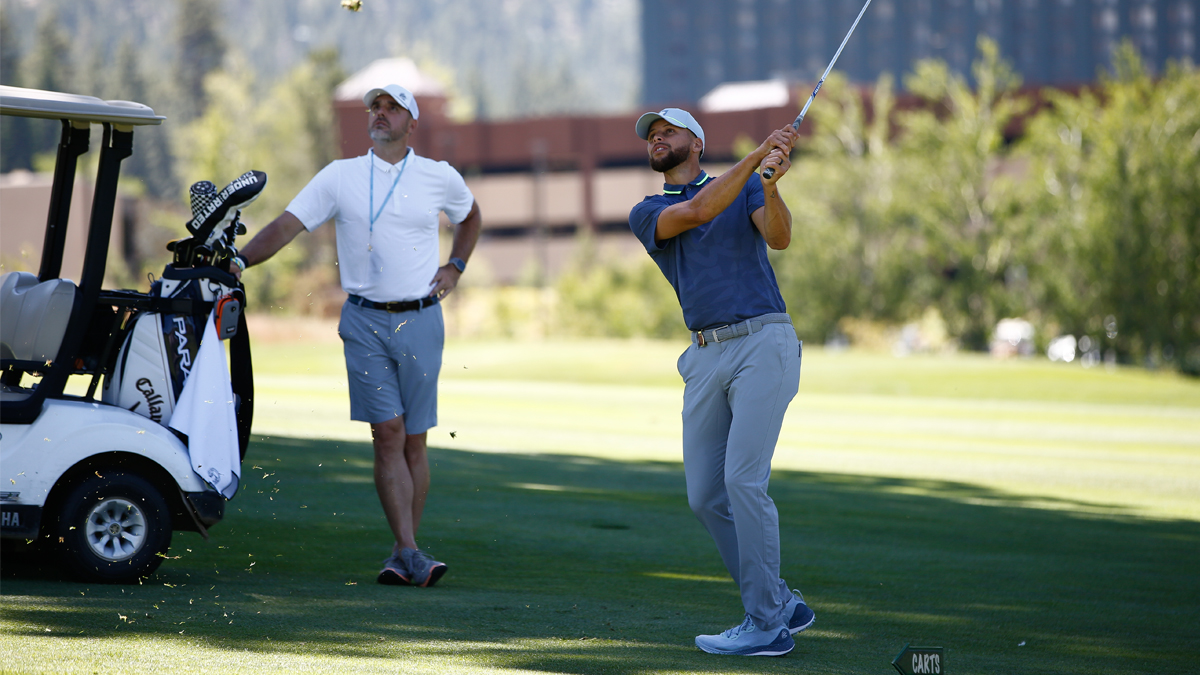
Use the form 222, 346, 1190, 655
186, 171, 268, 247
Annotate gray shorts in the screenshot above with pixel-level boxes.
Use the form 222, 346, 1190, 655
338, 299, 443, 431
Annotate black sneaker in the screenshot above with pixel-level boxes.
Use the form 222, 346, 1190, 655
377, 549, 411, 585
402, 547, 447, 587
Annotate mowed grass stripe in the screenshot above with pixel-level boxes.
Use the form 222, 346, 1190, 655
252, 344, 1200, 520
252, 336, 1200, 406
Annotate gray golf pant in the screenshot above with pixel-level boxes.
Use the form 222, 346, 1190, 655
677, 318, 802, 631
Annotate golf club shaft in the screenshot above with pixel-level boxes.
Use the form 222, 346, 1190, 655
762, 0, 874, 179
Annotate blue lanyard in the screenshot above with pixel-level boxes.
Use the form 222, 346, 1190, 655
368, 149, 408, 231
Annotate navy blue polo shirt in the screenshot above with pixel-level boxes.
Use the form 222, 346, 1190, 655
629, 170, 787, 331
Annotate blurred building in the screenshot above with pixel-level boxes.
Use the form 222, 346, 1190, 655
0, 171, 134, 282
641, 0, 1199, 106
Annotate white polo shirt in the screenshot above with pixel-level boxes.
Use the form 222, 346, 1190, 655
285, 148, 475, 303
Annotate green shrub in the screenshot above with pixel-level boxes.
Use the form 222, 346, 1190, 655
553, 248, 686, 339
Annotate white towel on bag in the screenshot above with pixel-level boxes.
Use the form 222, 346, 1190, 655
169, 309, 240, 499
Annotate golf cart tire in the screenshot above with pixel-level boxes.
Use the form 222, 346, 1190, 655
57, 471, 172, 583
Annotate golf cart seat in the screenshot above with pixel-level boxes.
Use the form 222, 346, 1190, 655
1, 271, 79, 401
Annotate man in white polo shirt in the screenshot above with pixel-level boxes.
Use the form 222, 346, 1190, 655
228, 83, 482, 588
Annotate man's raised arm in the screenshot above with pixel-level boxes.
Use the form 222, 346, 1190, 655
227, 211, 306, 279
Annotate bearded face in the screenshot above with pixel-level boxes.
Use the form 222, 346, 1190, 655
367, 95, 413, 144
649, 142, 691, 173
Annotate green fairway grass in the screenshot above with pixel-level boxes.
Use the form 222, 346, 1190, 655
3, 333, 1198, 673
250, 336, 1200, 521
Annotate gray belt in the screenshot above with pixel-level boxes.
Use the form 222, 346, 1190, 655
693, 313, 792, 347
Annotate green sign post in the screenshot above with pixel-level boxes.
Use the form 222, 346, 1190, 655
892, 644, 945, 674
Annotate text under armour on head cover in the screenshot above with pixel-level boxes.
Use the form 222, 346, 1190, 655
363, 84, 420, 120
636, 108, 705, 157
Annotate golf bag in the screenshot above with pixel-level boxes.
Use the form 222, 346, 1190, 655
101, 171, 265, 459
101, 268, 243, 423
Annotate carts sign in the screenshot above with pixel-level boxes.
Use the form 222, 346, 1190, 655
893, 644, 944, 674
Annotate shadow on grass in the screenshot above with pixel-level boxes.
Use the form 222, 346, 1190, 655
3, 434, 1199, 674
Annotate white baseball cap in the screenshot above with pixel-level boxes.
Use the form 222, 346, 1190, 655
363, 84, 419, 120
636, 107, 705, 157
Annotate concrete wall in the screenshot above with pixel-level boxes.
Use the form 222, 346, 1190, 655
0, 171, 126, 283
437, 167, 670, 285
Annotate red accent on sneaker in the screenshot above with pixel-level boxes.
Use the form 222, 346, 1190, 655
377, 560, 411, 586
419, 562, 447, 587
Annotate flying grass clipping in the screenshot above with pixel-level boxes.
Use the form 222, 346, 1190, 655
341, 0, 362, 11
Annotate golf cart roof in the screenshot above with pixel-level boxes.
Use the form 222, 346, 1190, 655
0, 85, 164, 126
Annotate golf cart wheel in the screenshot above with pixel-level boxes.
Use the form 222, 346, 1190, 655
57, 471, 172, 583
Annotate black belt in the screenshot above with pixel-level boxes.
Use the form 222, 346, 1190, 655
348, 294, 439, 313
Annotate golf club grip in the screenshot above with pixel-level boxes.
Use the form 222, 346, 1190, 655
761, 107, 809, 180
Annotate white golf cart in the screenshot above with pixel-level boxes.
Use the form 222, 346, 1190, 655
1, 86, 263, 583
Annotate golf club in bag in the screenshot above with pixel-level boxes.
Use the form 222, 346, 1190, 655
762, 0, 874, 180
102, 171, 266, 473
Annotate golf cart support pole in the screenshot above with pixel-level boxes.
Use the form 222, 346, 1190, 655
79, 123, 133, 292
38, 120, 90, 282
3, 122, 134, 425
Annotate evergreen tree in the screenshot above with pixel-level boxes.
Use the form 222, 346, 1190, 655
173, 0, 226, 122
293, 47, 345, 170
0, 10, 35, 173
0, 11, 19, 86
72, 44, 109, 99
110, 39, 177, 199
24, 10, 73, 93
22, 10, 75, 165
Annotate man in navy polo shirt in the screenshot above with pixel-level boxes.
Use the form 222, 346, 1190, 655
629, 108, 814, 656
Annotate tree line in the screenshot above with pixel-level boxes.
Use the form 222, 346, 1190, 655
1, 4, 1194, 374
0, 0, 639, 194
0, 0, 230, 198
775, 39, 1198, 374
557, 39, 1199, 375
0, 0, 638, 307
